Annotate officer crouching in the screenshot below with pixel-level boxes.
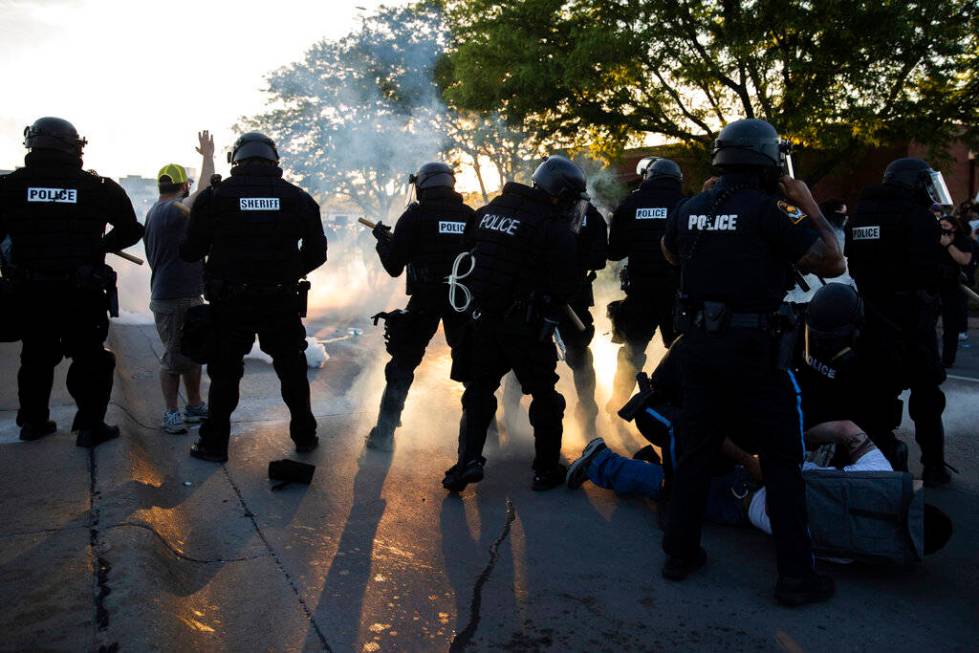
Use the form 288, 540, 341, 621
0, 117, 142, 446
179, 132, 327, 462
442, 155, 584, 492
660, 119, 845, 606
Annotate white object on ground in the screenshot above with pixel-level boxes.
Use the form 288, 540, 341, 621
244, 337, 329, 369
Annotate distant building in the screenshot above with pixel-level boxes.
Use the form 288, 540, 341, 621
118, 175, 158, 220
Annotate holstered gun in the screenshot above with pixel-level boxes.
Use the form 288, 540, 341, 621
618, 372, 656, 421
298, 280, 311, 317
773, 303, 800, 370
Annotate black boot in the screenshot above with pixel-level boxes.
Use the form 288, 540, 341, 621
442, 458, 485, 492
774, 574, 835, 607
189, 438, 229, 463
531, 464, 567, 491
662, 547, 707, 581
75, 423, 120, 448
20, 420, 57, 442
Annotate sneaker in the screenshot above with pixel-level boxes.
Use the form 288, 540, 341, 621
295, 435, 320, 454
184, 402, 209, 424
775, 574, 835, 607
566, 437, 607, 489
76, 423, 120, 449
365, 426, 394, 452
189, 439, 228, 463
661, 548, 707, 581
442, 458, 485, 492
958, 332, 968, 342
532, 464, 567, 491
20, 420, 57, 442
163, 410, 188, 435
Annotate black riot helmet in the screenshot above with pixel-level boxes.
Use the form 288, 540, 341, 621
532, 155, 590, 231
23, 117, 87, 156
645, 157, 683, 182
711, 118, 791, 173
804, 283, 864, 375
883, 158, 953, 208
410, 162, 454, 190
229, 132, 279, 165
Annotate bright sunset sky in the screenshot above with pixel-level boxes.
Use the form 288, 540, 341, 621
0, 0, 407, 179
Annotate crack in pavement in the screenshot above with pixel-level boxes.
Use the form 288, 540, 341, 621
101, 522, 273, 564
222, 466, 334, 652
449, 497, 516, 653
87, 448, 113, 652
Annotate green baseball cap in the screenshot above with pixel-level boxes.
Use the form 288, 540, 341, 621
157, 163, 188, 185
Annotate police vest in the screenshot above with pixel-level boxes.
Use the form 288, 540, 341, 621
0, 155, 111, 274
400, 188, 475, 294
847, 184, 941, 295
671, 177, 800, 313
204, 169, 311, 284
467, 182, 553, 313
610, 178, 684, 286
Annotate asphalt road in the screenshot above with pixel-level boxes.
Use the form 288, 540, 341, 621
1, 321, 977, 652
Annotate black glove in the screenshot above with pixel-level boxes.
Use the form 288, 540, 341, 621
372, 222, 393, 243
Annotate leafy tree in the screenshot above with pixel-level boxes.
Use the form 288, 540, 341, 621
443, 0, 979, 180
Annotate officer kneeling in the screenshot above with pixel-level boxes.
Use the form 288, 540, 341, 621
180, 132, 327, 462
0, 117, 143, 446
660, 119, 845, 605
443, 155, 584, 492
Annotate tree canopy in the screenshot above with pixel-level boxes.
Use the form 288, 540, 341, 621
443, 0, 979, 179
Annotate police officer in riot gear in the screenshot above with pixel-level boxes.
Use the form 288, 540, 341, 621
559, 201, 607, 434
443, 154, 583, 492
365, 162, 476, 451
0, 117, 143, 446
607, 157, 685, 412
797, 283, 910, 471
846, 158, 951, 487
661, 118, 845, 605
180, 131, 327, 462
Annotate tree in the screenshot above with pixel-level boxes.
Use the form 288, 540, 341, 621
244, 4, 450, 220
443, 0, 979, 181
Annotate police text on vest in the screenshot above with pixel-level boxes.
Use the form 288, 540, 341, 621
239, 198, 281, 211
439, 221, 466, 235
27, 187, 77, 203
851, 226, 880, 240
688, 214, 738, 231
479, 214, 520, 235
636, 207, 667, 220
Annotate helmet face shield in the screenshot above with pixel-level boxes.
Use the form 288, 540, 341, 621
926, 170, 953, 208
779, 140, 795, 178
567, 198, 590, 234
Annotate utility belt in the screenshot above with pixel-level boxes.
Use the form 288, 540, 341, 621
8, 263, 119, 317
675, 300, 800, 370
205, 278, 311, 317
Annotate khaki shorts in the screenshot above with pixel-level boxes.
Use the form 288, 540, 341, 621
150, 297, 204, 374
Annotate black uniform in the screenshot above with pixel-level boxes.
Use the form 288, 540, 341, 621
938, 232, 972, 367
370, 187, 476, 441
455, 182, 578, 472
180, 161, 327, 454
845, 184, 946, 472
561, 203, 607, 431
662, 173, 820, 580
607, 176, 684, 409
0, 149, 142, 432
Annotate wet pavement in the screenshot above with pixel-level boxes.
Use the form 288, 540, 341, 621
1, 321, 977, 652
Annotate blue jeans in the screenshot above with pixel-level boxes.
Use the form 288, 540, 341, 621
586, 449, 664, 498
585, 448, 751, 527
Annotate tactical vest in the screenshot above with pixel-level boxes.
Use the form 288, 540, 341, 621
204, 166, 310, 284
467, 183, 552, 313
401, 188, 475, 294
611, 178, 684, 286
0, 153, 111, 274
847, 184, 941, 296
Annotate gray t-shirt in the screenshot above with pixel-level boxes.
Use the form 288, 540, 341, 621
144, 199, 204, 300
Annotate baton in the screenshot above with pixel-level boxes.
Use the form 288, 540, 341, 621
111, 250, 144, 265
358, 217, 377, 229
563, 304, 586, 332
963, 284, 979, 306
